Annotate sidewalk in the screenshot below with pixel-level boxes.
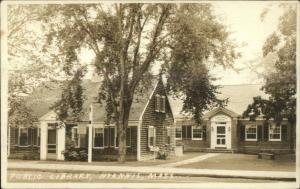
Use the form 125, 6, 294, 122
8, 161, 296, 181
157, 153, 220, 167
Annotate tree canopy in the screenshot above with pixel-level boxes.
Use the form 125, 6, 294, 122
9, 3, 239, 162
243, 4, 296, 125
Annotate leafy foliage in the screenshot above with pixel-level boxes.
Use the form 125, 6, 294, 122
51, 69, 86, 122
36, 3, 238, 162
243, 4, 296, 125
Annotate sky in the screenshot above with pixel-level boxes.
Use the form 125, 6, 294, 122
209, 1, 283, 85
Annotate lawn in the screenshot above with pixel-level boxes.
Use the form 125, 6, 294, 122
177, 153, 296, 172
8, 152, 205, 167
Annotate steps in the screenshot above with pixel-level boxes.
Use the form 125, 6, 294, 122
201, 148, 235, 153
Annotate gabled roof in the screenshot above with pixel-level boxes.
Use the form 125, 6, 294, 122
203, 107, 240, 119
169, 84, 268, 119
25, 78, 159, 122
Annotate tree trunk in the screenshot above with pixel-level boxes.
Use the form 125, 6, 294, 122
117, 103, 131, 163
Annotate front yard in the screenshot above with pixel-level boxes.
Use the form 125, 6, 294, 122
177, 153, 296, 172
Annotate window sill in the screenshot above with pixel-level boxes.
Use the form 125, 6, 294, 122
269, 139, 281, 142
93, 147, 104, 149
192, 138, 203, 140
245, 139, 257, 141
175, 138, 182, 140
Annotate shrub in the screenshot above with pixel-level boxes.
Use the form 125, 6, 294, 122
63, 148, 88, 161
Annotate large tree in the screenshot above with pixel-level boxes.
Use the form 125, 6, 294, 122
38, 3, 239, 162
243, 4, 296, 126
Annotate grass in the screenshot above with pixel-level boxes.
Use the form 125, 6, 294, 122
8, 152, 205, 167
177, 153, 296, 172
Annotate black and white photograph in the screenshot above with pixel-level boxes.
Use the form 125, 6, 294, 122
1, 1, 299, 188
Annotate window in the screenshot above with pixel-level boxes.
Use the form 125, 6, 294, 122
192, 126, 202, 140
182, 125, 192, 139
94, 128, 104, 148
175, 127, 182, 140
71, 127, 80, 148
166, 127, 171, 144
19, 128, 29, 146
155, 94, 166, 113
269, 124, 281, 141
148, 126, 156, 147
245, 125, 257, 141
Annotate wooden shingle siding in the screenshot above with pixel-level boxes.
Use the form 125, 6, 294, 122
8, 127, 40, 159
237, 120, 293, 154
140, 79, 174, 160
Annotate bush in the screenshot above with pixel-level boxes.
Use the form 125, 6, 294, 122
63, 148, 88, 161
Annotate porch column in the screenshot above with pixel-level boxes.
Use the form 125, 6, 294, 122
88, 124, 93, 163
40, 121, 47, 160
56, 125, 65, 160
137, 122, 141, 161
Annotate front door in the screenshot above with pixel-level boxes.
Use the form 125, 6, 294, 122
216, 125, 226, 147
47, 129, 57, 154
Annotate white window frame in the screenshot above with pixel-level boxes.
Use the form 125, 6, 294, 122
71, 127, 80, 148
269, 124, 281, 141
18, 127, 30, 147
148, 126, 156, 147
192, 126, 202, 140
175, 127, 182, 140
93, 127, 104, 149
245, 124, 257, 141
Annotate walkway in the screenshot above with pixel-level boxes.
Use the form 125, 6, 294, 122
157, 153, 220, 167
7, 161, 296, 181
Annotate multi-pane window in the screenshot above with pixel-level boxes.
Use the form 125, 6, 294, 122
148, 126, 156, 147
175, 127, 182, 139
155, 94, 166, 113
182, 125, 192, 139
245, 125, 257, 141
94, 128, 104, 148
192, 126, 202, 140
14, 127, 38, 146
19, 128, 29, 146
71, 127, 79, 147
269, 125, 281, 141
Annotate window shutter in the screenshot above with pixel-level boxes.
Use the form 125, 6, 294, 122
186, 126, 192, 139
240, 125, 245, 141
263, 124, 269, 141
202, 125, 207, 141
126, 128, 131, 147
257, 125, 262, 141
28, 128, 32, 145
182, 126, 186, 139
161, 96, 166, 113
281, 125, 287, 141
15, 128, 19, 145
110, 127, 115, 147
155, 95, 160, 112
104, 128, 109, 147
